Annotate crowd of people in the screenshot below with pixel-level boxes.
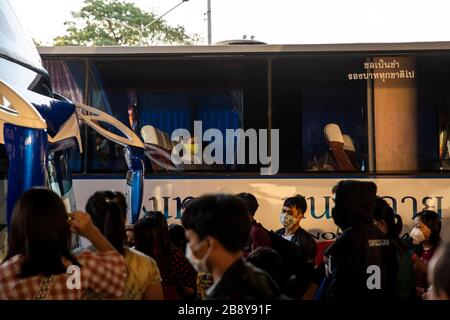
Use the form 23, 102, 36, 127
0, 180, 448, 300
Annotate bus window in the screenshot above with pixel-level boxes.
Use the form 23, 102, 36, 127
85, 127, 128, 174
47, 151, 77, 211
44, 59, 86, 173
43, 59, 85, 104
272, 55, 369, 173
370, 54, 441, 173
86, 57, 268, 174
41, 47, 450, 175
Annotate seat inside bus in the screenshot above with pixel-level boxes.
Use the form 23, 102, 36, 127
323, 123, 357, 171
141, 125, 174, 151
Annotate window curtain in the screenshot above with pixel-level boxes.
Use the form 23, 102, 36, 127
138, 92, 193, 136
224, 63, 245, 129
88, 62, 113, 115
196, 93, 240, 165
43, 59, 84, 103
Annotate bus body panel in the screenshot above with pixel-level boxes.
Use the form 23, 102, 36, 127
73, 176, 450, 240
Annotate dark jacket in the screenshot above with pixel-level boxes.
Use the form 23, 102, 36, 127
206, 258, 285, 300
323, 181, 398, 300
275, 227, 317, 299
275, 227, 317, 268
324, 224, 398, 300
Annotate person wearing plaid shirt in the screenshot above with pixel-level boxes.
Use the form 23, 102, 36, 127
0, 188, 127, 300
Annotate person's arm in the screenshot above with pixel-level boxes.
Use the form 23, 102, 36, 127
69, 211, 115, 252
183, 286, 196, 298
70, 211, 127, 298
176, 252, 198, 298
326, 237, 358, 299
302, 282, 319, 300
142, 257, 164, 300
142, 283, 164, 300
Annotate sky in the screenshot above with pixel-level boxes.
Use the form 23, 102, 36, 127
8, 0, 450, 46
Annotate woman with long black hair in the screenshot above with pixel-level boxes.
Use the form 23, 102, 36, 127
0, 188, 127, 299
134, 211, 197, 300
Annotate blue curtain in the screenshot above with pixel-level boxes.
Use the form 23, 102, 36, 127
138, 92, 241, 136
138, 92, 193, 135
137, 92, 241, 166
107, 90, 129, 128
196, 93, 240, 132
196, 93, 241, 163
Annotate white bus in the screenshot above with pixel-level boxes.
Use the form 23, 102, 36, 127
37, 43, 450, 250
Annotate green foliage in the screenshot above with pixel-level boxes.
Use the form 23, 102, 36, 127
53, 0, 197, 46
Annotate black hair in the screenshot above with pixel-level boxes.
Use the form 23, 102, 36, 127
413, 210, 441, 247
283, 195, 307, 214
168, 223, 187, 254
373, 197, 403, 238
4, 188, 78, 277
181, 197, 195, 211
246, 247, 282, 285
181, 194, 251, 253
236, 192, 259, 216
332, 180, 377, 229
134, 211, 173, 272
85, 191, 127, 255
432, 242, 450, 298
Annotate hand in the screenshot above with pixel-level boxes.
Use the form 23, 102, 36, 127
68, 211, 97, 239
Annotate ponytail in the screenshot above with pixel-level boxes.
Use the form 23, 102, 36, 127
103, 199, 126, 254
86, 191, 127, 255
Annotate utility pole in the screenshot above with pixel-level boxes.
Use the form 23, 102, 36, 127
207, 0, 212, 45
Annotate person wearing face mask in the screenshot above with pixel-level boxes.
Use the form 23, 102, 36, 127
182, 194, 285, 300
275, 195, 317, 299
407, 210, 442, 299
181, 197, 214, 300
275, 195, 317, 270
410, 210, 442, 264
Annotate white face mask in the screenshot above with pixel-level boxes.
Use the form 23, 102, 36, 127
185, 240, 210, 273
410, 228, 426, 245
280, 213, 298, 229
